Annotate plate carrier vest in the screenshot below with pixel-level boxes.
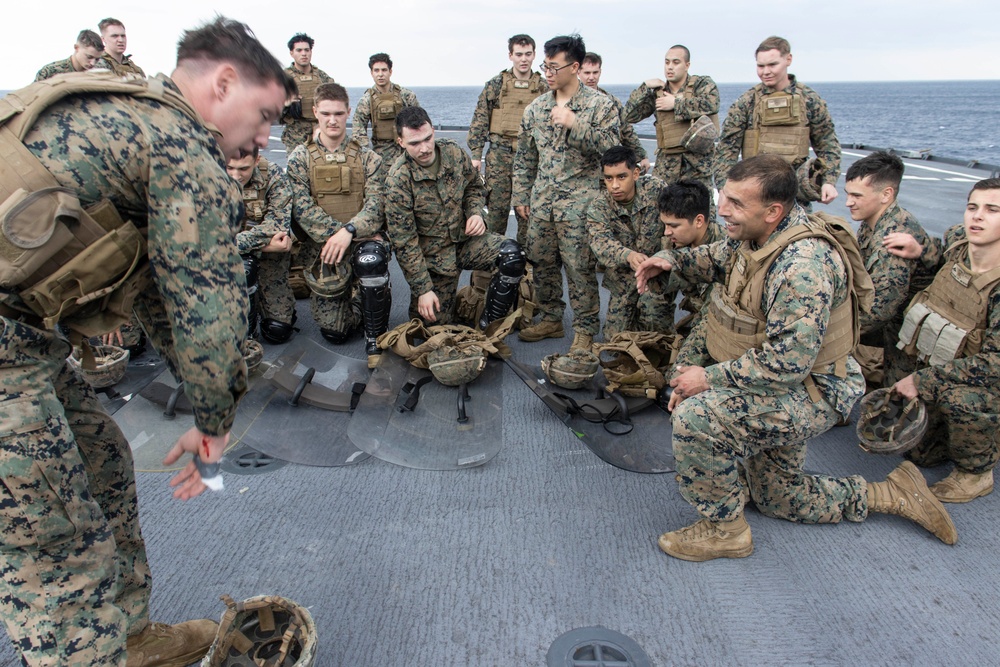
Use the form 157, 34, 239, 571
371, 88, 404, 142
291, 69, 322, 121
241, 157, 270, 228
490, 70, 543, 142
654, 76, 719, 155
742, 86, 810, 165
307, 139, 365, 224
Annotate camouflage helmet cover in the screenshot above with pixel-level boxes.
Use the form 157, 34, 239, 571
243, 339, 264, 374
68, 344, 130, 388
304, 256, 352, 299
681, 115, 719, 155
427, 343, 487, 386
856, 388, 927, 455
541, 349, 600, 390
201, 594, 317, 667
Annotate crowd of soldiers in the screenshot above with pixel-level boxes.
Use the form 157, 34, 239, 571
1, 16, 996, 666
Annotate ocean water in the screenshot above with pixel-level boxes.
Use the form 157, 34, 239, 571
346, 80, 1000, 164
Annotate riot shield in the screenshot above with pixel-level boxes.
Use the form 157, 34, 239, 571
348, 351, 503, 470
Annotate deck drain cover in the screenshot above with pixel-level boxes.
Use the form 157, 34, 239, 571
221, 445, 288, 475
547, 626, 651, 667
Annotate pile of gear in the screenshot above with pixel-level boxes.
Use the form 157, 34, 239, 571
593, 331, 680, 399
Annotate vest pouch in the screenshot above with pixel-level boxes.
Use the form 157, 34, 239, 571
19, 221, 146, 330
0, 186, 88, 287
759, 94, 800, 127
63, 260, 152, 339
315, 164, 350, 195
377, 103, 396, 120
742, 128, 761, 158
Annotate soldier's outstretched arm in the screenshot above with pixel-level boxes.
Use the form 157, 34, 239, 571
622, 82, 657, 124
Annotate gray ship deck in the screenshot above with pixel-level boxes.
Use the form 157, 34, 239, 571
2, 134, 997, 666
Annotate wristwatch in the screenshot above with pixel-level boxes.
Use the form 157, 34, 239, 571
344, 223, 357, 236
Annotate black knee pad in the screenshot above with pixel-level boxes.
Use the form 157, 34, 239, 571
352, 240, 391, 281
496, 239, 526, 278
321, 328, 351, 345
260, 318, 295, 345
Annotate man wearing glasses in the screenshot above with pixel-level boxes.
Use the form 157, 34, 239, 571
512, 34, 620, 352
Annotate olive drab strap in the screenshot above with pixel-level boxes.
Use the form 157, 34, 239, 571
593, 331, 680, 399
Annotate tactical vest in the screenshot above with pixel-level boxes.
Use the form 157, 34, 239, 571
0, 73, 205, 338
490, 71, 543, 140
101, 53, 144, 79
704, 212, 873, 400
241, 158, 270, 228
742, 88, 810, 165
896, 241, 1000, 366
371, 88, 404, 142
654, 77, 719, 155
307, 139, 365, 224
292, 70, 321, 120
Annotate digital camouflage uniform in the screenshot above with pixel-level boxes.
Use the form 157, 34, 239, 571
468, 69, 549, 243
898, 241, 1000, 475
385, 138, 507, 323
0, 76, 248, 665
715, 75, 840, 191
664, 219, 726, 336
287, 138, 384, 335
92, 52, 145, 78
235, 157, 296, 327
856, 201, 935, 386
656, 205, 868, 525
351, 83, 419, 174
586, 174, 673, 336
280, 64, 334, 153
623, 75, 720, 187
512, 84, 620, 337
595, 86, 647, 166
34, 57, 82, 81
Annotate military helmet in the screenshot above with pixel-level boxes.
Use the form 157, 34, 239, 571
243, 339, 264, 374
681, 115, 719, 155
796, 156, 827, 203
201, 595, 317, 667
68, 344, 130, 389
856, 388, 927, 455
304, 257, 352, 299
541, 349, 600, 390
427, 343, 487, 386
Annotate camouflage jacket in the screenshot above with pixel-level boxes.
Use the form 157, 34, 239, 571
919, 223, 967, 273
512, 84, 621, 219
857, 201, 934, 335
587, 174, 666, 269
280, 64, 334, 125
92, 52, 145, 78
384, 138, 485, 296
467, 68, 548, 156
596, 86, 646, 161
351, 83, 420, 147
716, 75, 840, 188
35, 57, 80, 81
911, 242, 1000, 404
658, 205, 861, 414
12, 76, 246, 434
235, 158, 293, 255
665, 219, 726, 315
286, 137, 384, 243
622, 74, 720, 145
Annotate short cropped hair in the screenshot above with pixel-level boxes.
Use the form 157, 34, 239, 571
658, 180, 711, 221
756, 36, 791, 56
178, 17, 297, 98
600, 146, 637, 170
369, 53, 392, 70
77, 29, 104, 51
727, 155, 797, 209
508, 34, 535, 53
970, 178, 1000, 198
544, 34, 586, 66
668, 44, 691, 62
98, 18, 124, 33
582, 52, 602, 67
845, 151, 904, 196
314, 82, 349, 106
287, 33, 314, 51
396, 106, 432, 135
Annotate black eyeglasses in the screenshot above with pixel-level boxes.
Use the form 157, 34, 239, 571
540, 62, 573, 75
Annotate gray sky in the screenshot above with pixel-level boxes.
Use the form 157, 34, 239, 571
7, 1, 998, 88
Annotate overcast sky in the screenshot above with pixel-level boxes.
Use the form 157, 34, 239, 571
6, 1, 998, 89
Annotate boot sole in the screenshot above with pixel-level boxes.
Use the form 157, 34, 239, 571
657, 535, 753, 562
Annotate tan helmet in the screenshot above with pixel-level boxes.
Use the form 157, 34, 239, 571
201, 595, 317, 667
796, 156, 826, 203
541, 349, 600, 390
243, 339, 264, 374
681, 115, 719, 155
304, 257, 352, 299
68, 344, 130, 389
856, 388, 927, 455
427, 343, 487, 386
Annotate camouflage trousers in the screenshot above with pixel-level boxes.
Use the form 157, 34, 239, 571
0, 317, 150, 666
258, 251, 296, 325
671, 383, 867, 524
906, 385, 1000, 474
527, 214, 601, 336
484, 139, 529, 246
297, 239, 362, 335
280, 119, 316, 155
601, 268, 675, 337
409, 232, 506, 324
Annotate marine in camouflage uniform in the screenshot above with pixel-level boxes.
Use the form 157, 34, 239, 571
35, 57, 82, 81
280, 63, 334, 153
0, 19, 291, 664
587, 166, 671, 336
468, 68, 549, 242
351, 82, 420, 173
385, 134, 507, 323
93, 52, 145, 78
512, 55, 620, 342
36, 30, 104, 81
233, 155, 296, 336
664, 217, 724, 336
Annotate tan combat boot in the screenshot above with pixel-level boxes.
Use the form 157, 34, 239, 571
657, 514, 753, 562
867, 461, 958, 545
518, 319, 565, 342
569, 332, 593, 352
126, 619, 218, 667
930, 468, 994, 503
